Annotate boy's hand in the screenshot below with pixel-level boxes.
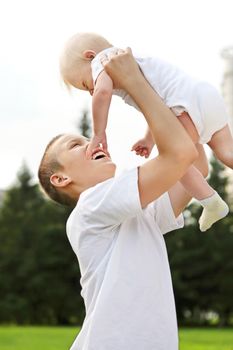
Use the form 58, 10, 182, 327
86, 133, 108, 159
101, 47, 142, 91
131, 137, 154, 158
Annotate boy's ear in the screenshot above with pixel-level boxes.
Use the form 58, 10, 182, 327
83, 50, 96, 60
50, 173, 71, 188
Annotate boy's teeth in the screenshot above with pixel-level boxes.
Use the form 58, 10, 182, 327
92, 151, 105, 160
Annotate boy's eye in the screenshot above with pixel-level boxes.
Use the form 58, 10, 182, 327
68, 137, 86, 149
70, 142, 79, 149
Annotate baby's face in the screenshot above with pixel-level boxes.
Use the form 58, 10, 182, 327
72, 63, 94, 95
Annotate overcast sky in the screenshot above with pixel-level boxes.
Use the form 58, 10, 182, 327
0, 0, 233, 189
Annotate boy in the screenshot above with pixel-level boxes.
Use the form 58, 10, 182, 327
39, 48, 198, 350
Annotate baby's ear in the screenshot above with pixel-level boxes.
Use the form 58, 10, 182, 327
83, 50, 96, 60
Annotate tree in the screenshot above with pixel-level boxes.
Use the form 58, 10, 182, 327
0, 164, 85, 324
206, 156, 233, 326
165, 155, 233, 326
78, 108, 91, 138
0, 107, 94, 325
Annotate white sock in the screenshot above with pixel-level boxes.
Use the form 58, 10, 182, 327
198, 192, 229, 232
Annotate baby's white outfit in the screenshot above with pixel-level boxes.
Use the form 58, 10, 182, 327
91, 47, 229, 144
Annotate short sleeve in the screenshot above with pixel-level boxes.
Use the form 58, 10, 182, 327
91, 54, 104, 84
91, 47, 119, 84
78, 168, 143, 227
152, 192, 184, 235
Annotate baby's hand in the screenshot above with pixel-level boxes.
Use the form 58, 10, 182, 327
86, 133, 108, 159
131, 137, 154, 158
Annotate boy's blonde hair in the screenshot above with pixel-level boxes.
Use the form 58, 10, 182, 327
59, 32, 112, 89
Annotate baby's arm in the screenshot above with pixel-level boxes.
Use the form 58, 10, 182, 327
131, 126, 154, 158
132, 111, 199, 158
86, 71, 113, 158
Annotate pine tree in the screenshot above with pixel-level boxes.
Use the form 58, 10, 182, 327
165, 155, 233, 326
78, 109, 91, 138
205, 156, 233, 326
0, 164, 85, 324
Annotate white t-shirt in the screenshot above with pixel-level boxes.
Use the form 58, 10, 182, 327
66, 167, 184, 350
91, 47, 229, 144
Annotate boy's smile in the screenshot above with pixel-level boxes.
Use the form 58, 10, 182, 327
50, 134, 116, 196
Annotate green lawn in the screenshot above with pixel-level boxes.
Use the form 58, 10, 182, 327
179, 328, 233, 350
0, 326, 78, 350
0, 326, 232, 350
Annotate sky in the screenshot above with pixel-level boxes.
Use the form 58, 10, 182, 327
0, 0, 233, 189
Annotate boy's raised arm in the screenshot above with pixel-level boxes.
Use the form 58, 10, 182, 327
103, 48, 198, 207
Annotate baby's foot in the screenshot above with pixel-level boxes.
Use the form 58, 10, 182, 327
199, 192, 229, 232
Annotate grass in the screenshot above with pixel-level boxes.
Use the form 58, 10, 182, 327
179, 328, 233, 350
0, 326, 78, 350
0, 326, 232, 349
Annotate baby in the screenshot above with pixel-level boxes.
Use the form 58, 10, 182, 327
59, 32, 231, 232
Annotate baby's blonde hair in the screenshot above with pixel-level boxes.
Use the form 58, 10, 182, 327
59, 32, 112, 89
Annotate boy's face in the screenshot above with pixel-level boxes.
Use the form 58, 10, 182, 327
51, 134, 116, 192
72, 63, 94, 95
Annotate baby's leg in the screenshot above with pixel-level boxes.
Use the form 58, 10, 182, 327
208, 124, 233, 168
178, 112, 213, 199
180, 165, 229, 231
180, 165, 213, 200
177, 112, 200, 144
177, 112, 229, 231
